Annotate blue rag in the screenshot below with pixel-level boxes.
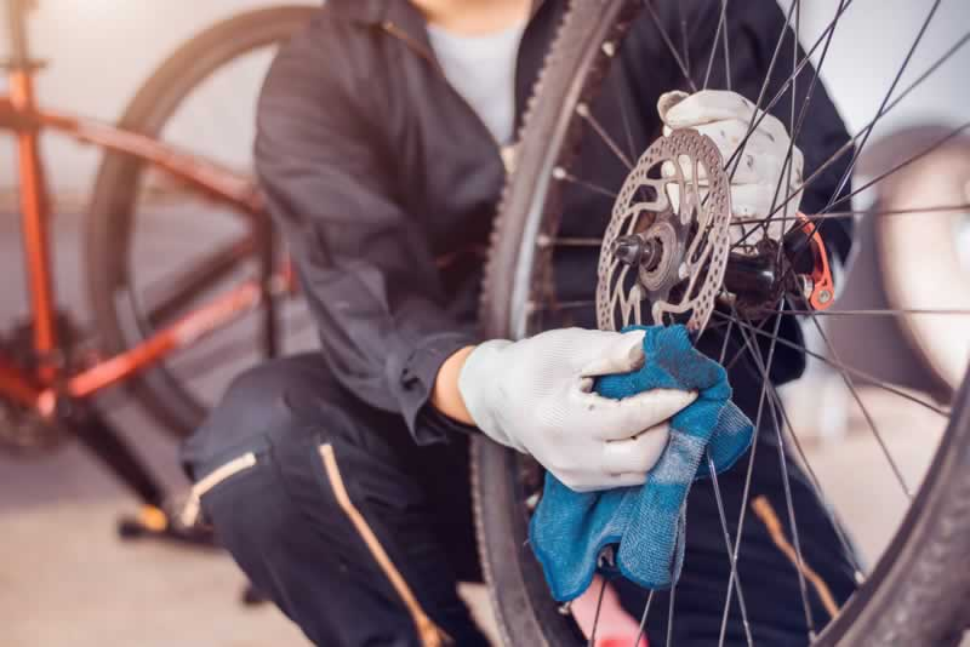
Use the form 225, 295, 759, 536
528, 325, 754, 602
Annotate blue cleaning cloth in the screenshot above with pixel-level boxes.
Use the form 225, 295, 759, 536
529, 325, 754, 602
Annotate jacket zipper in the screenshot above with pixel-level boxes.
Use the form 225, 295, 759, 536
380, 20, 518, 174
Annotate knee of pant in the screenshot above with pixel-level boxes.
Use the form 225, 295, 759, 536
184, 357, 353, 476
217, 361, 319, 436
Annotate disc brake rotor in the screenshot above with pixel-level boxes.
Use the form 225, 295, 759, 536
597, 130, 732, 334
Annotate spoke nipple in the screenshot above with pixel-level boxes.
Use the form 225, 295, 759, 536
536, 234, 552, 248
525, 492, 541, 511
602, 41, 616, 57
558, 601, 573, 615
576, 102, 590, 118
552, 166, 567, 181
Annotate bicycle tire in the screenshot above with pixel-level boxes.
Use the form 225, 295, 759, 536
85, 6, 318, 437
472, 1, 970, 645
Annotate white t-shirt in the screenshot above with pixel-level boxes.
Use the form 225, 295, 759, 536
426, 20, 527, 145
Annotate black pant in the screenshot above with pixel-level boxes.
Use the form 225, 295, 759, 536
182, 353, 858, 646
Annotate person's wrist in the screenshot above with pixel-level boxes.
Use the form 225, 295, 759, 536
430, 345, 477, 426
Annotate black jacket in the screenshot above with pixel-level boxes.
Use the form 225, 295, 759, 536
254, 0, 853, 445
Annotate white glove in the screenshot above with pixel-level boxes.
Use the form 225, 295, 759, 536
658, 89, 804, 245
458, 328, 697, 493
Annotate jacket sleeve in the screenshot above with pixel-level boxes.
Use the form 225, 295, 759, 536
255, 21, 478, 445
679, 0, 855, 263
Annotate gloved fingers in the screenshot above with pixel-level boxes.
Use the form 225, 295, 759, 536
659, 89, 753, 127
729, 183, 776, 220
660, 90, 790, 146
561, 471, 648, 494
730, 181, 804, 227
661, 119, 801, 196
657, 90, 690, 124
690, 120, 781, 183
601, 422, 670, 474
577, 329, 647, 377
575, 388, 697, 441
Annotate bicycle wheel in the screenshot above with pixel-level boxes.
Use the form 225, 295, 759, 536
86, 6, 318, 437
473, 1, 970, 645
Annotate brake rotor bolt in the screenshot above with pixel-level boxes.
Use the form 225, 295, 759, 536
818, 290, 832, 304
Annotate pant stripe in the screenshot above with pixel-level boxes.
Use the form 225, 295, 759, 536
752, 495, 840, 619
182, 452, 258, 527
318, 443, 451, 647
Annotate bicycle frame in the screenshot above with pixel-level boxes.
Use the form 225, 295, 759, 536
1, 0, 289, 417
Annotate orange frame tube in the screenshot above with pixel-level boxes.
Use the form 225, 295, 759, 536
1, 74, 284, 412
9, 71, 58, 382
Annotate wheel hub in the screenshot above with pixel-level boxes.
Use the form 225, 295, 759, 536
597, 130, 733, 334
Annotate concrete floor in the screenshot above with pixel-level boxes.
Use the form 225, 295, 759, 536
0, 210, 964, 646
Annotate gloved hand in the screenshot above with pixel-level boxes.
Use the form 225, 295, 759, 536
658, 89, 804, 244
458, 328, 697, 493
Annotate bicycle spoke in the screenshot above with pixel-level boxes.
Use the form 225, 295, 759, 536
675, 0, 690, 73
749, 115, 970, 306
634, 589, 656, 647
528, 299, 596, 312
703, 0, 730, 91
723, 0, 852, 177
731, 309, 817, 637
760, 370, 867, 581
731, 203, 970, 227
611, 57, 639, 163
761, 308, 970, 317
145, 235, 255, 326
576, 103, 635, 171
723, 0, 802, 198
737, 0, 847, 247
642, 0, 699, 93
554, 167, 620, 199
707, 451, 754, 647
711, 310, 949, 418
760, 354, 817, 635
807, 315, 913, 497
824, 0, 944, 211
666, 566, 678, 647
588, 577, 608, 647
734, 28, 970, 250
721, 0, 732, 92
761, 0, 803, 241
747, 0, 947, 255
827, 120, 970, 212
718, 302, 785, 645
546, 236, 605, 248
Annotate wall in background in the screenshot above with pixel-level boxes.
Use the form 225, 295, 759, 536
2, 0, 967, 204
787, 0, 969, 149
0, 0, 315, 205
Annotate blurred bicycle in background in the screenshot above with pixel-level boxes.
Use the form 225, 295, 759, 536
1, 0, 317, 534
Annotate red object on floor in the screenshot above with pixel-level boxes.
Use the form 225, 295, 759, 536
597, 636, 649, 647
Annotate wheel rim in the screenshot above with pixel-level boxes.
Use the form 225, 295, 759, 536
95, 10, 317, 432
478, 1, 970, 644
